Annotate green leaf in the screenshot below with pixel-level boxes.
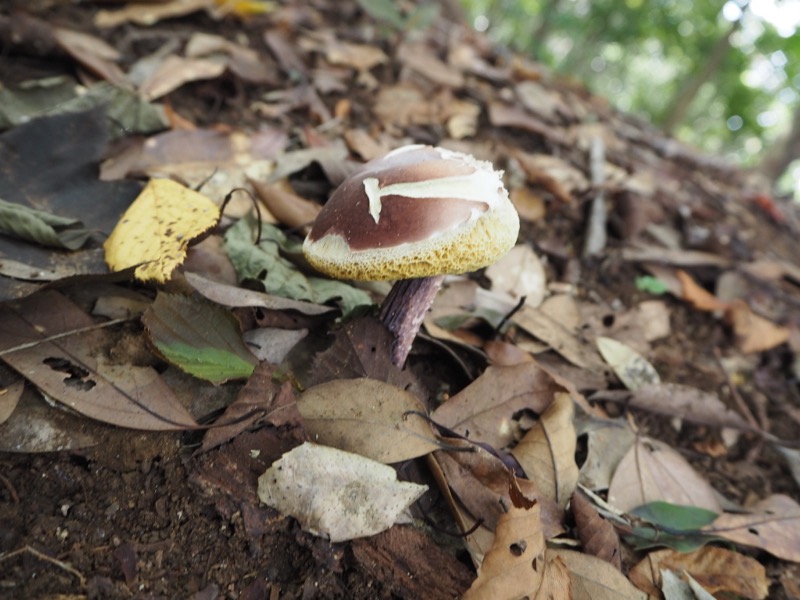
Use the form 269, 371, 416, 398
224, 217, 372, 317
0, 198, 92, 249
631, 501, 719, 530
142, 293, 258, 383
625, 501, 722, 552
355, 0, 406, 29
635, 275, 669, 295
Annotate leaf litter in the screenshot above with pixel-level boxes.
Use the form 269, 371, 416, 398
0, 0, 799, 597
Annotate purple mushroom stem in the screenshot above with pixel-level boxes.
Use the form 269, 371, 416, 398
379, 274, 446, 367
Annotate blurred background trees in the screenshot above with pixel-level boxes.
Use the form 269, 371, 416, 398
458, 0, 800, 199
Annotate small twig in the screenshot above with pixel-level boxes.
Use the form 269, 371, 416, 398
0, 471, 19, 504
0, 545, 86, 588
583, 136, 607, 257
713, 347, 761, 431
0, 317, 131, 356
493, 295, 526, 337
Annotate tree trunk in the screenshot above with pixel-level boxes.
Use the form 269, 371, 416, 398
660, 6, 747, 135
759, 102, 800, 187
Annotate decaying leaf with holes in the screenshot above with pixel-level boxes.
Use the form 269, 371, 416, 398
103, 178, 220, 283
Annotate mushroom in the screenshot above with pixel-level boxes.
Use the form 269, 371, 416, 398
303, 144, 519, 367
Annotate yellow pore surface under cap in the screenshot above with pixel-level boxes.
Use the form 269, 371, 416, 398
302, 196, 520, 281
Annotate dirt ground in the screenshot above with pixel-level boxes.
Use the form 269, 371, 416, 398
1, 1, 800, 598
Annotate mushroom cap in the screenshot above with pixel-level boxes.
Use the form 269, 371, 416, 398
303, 145, 520, 281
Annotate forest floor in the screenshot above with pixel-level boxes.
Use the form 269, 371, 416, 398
1, 1, 800, 599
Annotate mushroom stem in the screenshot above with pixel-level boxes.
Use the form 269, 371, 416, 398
379, 275, 445, 367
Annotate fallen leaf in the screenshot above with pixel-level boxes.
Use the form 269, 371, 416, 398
224, 217, 371, 316
597, 336, 660, 391
0, 108, 141, 301
608, 437, 722, 513
139, 55, 227, 101
725, 300, 791, 354
104, 179, 220, 283
95, 0, 210, 28
708, 494, 800, 563
676, 269, 729, 312
627, 383, 757, 432
257, 442, 427, 542
0, 290, 197, 430
463, 487, 546, 599
660, 569, 716, 600
0, 198, 92, 250
201, 362, 298, 451
513, 305, 607, 373
250, 179, 321, 230
575, 414, 637, 491
0, 389, 98, 452
629, 546, 769, 599
297, 378, 440, 463
184, 272, 333, 315
0, 380, 24, 426
432, 362, 563, 450
433, 439, 564, 540
52, 25, 129, 88
485, 244, 547, 308
511, 392, 579, 509
143, 293, 258, 383
572, 489, 622, 570
627, 501, 721, 553
547, 548, 647, 600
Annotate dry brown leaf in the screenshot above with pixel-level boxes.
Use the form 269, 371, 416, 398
596, 336, 661, 391
629, 546, 769, 599
0, 380, 24, 426
185, 272, 333, 315
325, 38, 387, 71
676, 269, 729, 312
250, 179, 321, 230
430, 439, 565, 547
297, 378, 440, 464
463, 490, 546, 599
513, 305, 607, 373
572, 489, 622, 570
622, 247, 732, 268
52, 26, 129, 88
576, 415, 637, 491
139, 54, 227, 101
398, 42, 464, 88
514, 152, 588, 203
483, 340, 535, 366
431, 362, 563, 450
509, 186, 547, 222
534, 556, 572, 600
485, 244, 547, 308
0, 291, 197, 431
725, 300, 791, 354
628, 383, 757, 432
708, 494, 800, 563
511, 392, 579, 509
547, 548, 647, 600
95, 0, 210, 27
607, 437, 722, 513
201, 363, 298, 452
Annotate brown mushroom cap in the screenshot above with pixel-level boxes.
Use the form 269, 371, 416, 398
303, 145, 520, 281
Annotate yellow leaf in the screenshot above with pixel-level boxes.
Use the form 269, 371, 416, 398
104, 179, 220, 283
214, 0, 275, 16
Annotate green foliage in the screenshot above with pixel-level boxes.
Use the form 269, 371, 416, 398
224, 217, 372, 317
626, 501, 723, 552
460, 0, 799, 177
635, 276, 669, 295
